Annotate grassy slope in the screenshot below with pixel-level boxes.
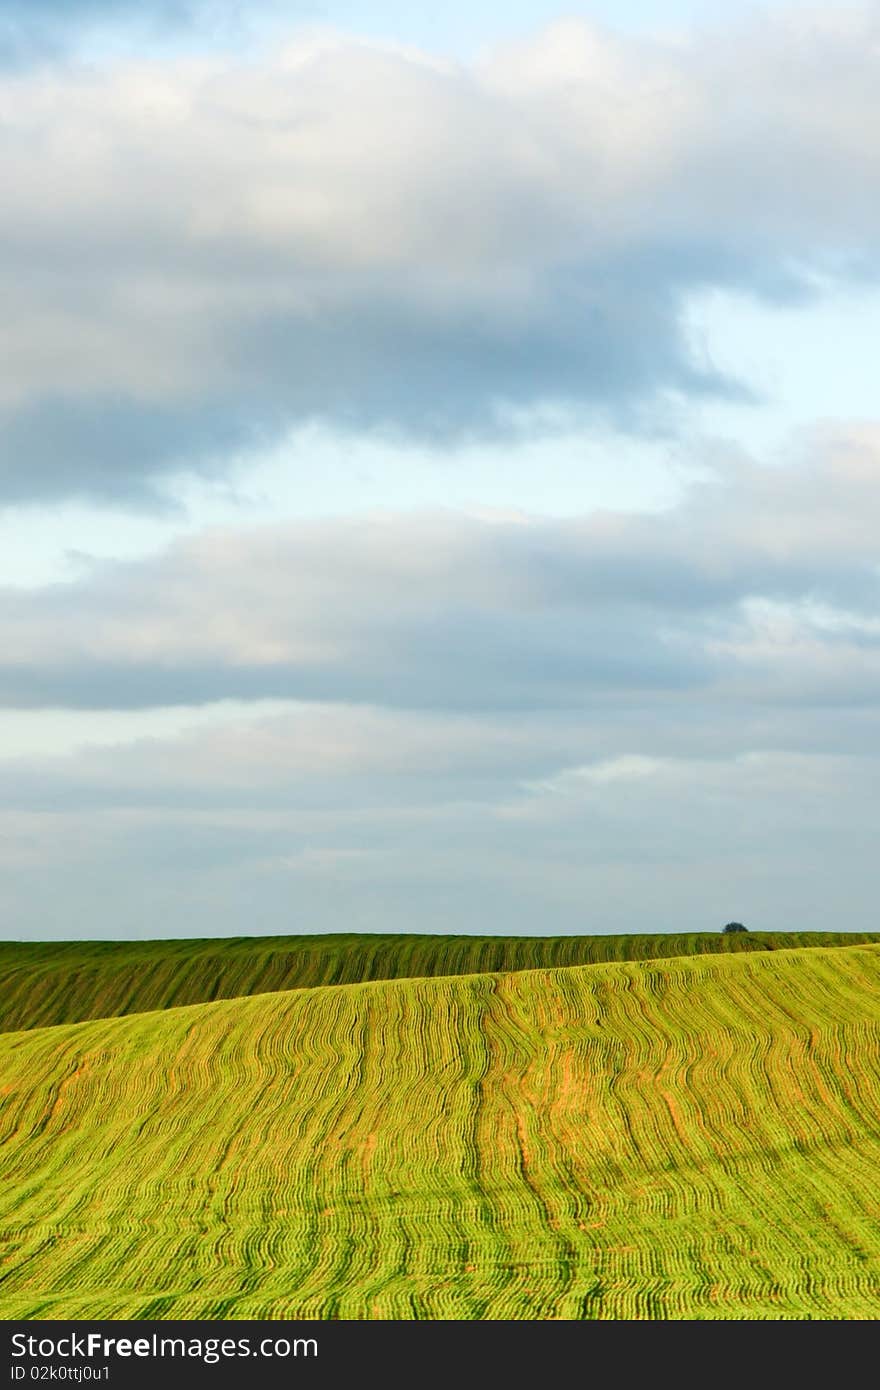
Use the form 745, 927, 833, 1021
1, 943, 880, 1319
3, 930, 879, 1033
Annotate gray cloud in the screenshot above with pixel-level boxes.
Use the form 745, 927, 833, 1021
1, 1, 197, 12
1, 427, 878, 712
0, 0, 215, 67
4, 695, 880, 816
0, 13, 879, 501
0, 395, 269, 508
3, 418, 880, 938
2, 739, 878, 938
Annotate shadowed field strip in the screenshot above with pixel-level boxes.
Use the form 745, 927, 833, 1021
1, 944, 880, 1319
3, 930, 878, 1033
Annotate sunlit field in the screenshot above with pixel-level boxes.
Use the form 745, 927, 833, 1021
2, 941, 879, 1319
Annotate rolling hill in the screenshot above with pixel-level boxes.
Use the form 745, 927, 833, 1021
2, 929, 879, 1033
2, 942, 879, 1319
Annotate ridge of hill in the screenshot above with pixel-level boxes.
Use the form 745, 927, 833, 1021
2, 942, 880, 1319
2, 929, 879, 1033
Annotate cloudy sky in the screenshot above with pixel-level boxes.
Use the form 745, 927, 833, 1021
2, 0, 879, 940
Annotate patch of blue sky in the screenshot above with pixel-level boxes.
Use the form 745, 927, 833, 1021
300, 0, 781, 54
684, 282, 880, 456
71, 0, 825, 65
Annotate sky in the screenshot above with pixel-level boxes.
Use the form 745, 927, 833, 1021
1, 0, 879, 939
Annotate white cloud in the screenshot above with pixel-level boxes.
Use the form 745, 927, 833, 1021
1, 11, 879, 499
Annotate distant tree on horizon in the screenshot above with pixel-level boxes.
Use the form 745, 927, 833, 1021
722, 921, 748, 934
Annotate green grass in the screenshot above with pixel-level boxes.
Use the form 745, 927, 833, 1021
2, 943, 880, 1318
3, 929, 879, 1033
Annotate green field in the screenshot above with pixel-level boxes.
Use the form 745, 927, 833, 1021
3, 929, 879, 1033
2, 941, 880, 1319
